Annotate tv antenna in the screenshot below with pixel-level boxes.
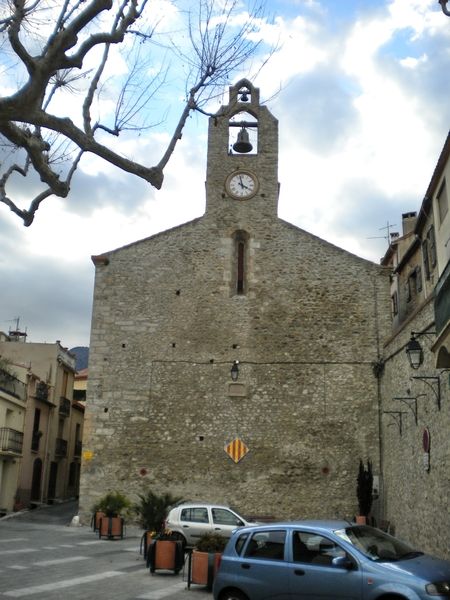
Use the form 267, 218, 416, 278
367, 221, 398, 245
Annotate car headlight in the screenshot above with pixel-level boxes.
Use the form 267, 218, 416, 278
426, 582, 450, 596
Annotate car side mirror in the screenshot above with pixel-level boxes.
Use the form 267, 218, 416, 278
332, 556, 354, 570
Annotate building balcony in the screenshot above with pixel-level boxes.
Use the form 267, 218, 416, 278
59, 397, 71, 418
55, 437, 68, 457
0, 370, 26, 401
35, 381, 49, 402
0, 427, 23, 455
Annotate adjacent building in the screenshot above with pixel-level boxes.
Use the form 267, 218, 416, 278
380, 132, 450, 557
0, 332, 84, 510
0, 359, 26, 514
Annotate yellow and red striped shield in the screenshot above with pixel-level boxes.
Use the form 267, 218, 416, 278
224, 438, 249, 463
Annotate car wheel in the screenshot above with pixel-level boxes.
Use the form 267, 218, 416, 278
220, 589, 248, 600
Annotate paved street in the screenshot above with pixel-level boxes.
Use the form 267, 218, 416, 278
0, 502, 212, 600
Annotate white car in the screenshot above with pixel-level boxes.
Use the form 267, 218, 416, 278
164, 502, 255, 547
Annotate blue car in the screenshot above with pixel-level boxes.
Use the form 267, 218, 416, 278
213, 520, 450, 600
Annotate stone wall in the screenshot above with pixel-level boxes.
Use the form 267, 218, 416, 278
79, 215, 391, 523
380, 298, 450, 558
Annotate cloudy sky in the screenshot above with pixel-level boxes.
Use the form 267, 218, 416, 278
1, 0, 450, 351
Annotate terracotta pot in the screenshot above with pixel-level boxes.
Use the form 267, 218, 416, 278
156, 540, 177, 569
190, 550, 221, 590
93, 511, 105, 531
147, 540, 184, 573
98, 516, 124, 539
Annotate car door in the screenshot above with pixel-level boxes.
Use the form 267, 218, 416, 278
179, 506, 212, 544
211, 507, 245, 538
237, 529, 292, 600
288, 530, 363, 600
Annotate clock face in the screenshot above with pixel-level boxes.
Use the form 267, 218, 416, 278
226, 171, 258, 199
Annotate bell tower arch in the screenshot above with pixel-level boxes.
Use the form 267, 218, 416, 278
204, 79, 279, 221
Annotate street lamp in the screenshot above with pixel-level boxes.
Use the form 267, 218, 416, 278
439, 0, 450, 16
405, 337, 423, 369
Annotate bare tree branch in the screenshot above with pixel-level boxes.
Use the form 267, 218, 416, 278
0, 0, 270, 226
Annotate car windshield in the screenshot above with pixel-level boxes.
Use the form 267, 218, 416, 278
335, 526, 423, 562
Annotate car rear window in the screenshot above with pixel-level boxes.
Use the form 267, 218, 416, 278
244, 530, 286, 561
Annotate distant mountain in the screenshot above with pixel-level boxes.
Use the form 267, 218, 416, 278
70, 346, 89, 371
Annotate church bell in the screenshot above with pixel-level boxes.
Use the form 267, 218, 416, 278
233, 127, 253, 153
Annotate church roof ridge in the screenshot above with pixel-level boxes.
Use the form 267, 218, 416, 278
278, 217, 390, 271
91, 216, 203, 263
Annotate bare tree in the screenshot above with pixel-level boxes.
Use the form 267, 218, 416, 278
0, 0, 268, 226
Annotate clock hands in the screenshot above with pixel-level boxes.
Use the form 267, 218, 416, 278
238, 175, 250, 190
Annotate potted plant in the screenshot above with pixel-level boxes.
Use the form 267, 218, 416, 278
188, 532, 227, 590
91, 509, 105, 532
147, 529, 184, 574
356, 459, 373, 524
95, 491, 131, 539
134, 489, 183, 559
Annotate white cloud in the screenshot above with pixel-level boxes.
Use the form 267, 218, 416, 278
2, 0, 450, 346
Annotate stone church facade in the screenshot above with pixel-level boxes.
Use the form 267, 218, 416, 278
79, 80, 391, 523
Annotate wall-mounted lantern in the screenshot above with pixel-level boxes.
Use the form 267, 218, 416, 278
230, 360, 240, 381
406, 337, 423, 369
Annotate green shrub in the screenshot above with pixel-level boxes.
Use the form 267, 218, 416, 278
133, 490, 182, 531
195, 532, 227, 553
95, 491, 131, 517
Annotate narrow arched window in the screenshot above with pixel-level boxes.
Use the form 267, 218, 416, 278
237, 241, 245, 294
233, 231, 249, 295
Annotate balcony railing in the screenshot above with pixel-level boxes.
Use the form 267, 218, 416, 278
59, 396, 71, 417
73, 440, 82, 457
0, 370, 26, 401
55, 437, 68, 457
0, 427, 23, 455
35, 381, 49, 401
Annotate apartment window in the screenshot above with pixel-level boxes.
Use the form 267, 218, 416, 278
31, 408, 41, 452
427, 225, 437, 268
391, 292, 398, 316
422, 239, 430, 280
415, 266, 423, 292
437, 179, 449, 225
405, 278, 411, 303
407, 268, 421, 299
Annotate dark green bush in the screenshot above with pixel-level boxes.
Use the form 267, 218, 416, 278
133, 490, 182, 531
95, 491, 131, 517
195, 532, 227, 553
